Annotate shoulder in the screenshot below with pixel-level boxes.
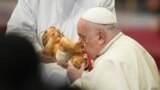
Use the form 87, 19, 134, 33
94, 35, 142, 65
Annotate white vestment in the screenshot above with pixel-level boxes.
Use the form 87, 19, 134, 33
72, 32, 160, 90
7, 0, 115, 51
6, 0, 115, 88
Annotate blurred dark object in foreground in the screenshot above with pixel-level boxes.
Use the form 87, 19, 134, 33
0, 34, 41, 90
122, 28, 160, 71
0, 35, 80, 90
0, 25, 6, 38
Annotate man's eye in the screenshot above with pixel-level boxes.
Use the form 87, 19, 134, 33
81, 38, 86, 42
82, 37, 86, 41
79, 37, 83, 40
79, 35, 86, 42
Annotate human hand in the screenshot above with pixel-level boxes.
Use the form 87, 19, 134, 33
37, 50, 56, 63
58, 62, 68, 69
67, 60, 85, 83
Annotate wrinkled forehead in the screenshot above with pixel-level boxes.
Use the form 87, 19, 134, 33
78, 18, 89, 27
77, 19, 88, 36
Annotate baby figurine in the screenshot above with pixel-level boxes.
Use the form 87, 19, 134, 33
42, 26, 87, 69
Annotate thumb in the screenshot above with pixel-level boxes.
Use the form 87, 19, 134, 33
67, 60, 72, 65
80, 63, 85, 70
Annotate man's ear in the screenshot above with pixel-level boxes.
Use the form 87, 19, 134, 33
98, 29, 106, 45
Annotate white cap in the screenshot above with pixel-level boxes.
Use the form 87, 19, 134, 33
81, 7, 117, 24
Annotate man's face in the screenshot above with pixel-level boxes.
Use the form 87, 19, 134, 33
77, 19, 100, 60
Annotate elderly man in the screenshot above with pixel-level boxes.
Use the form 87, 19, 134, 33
67, 7, 160, 90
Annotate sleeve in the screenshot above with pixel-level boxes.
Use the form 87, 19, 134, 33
71, 78, 82, 88
100, 0, 116, 14
47, 68, 69, 88
40, 63, 70, 89
6, 0, 41, 51
72, 60, 131, 90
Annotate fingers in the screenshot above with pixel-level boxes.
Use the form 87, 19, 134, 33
83, 53, 88, 60
58, 63, 68, 69
67, 60, 85, 70
37, 50, 56, 63
67, 60, 84, 83
80, 63, 85, 70
67, 60, 72, 67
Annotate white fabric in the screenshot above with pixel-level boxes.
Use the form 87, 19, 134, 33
72, 32, 160, 90
6, 0, 115, 88
81, 7, 117, 24
6, 0, 115, 52
41, 63, 70, 88
56, 50, 72, 64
